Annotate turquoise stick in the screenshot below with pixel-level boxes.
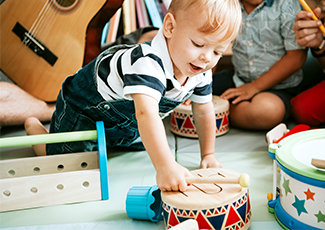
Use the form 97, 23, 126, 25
96, 121, 109, 200
0, 131, 97, 148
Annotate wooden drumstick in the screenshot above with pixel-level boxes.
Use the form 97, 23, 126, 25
186, 173, 250, 188
312, 158, 325, 169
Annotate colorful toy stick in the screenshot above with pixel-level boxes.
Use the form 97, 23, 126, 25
299, 0, 325, 35
185, 173, 250, 188
0, 130, 97, 148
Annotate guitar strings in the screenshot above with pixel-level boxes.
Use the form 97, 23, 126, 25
28, 1, 52, 37
25, 0, 73, 47
29, 0, 67, 40
36, 1, 59, 38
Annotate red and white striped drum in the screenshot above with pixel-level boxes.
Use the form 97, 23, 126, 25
170, 96, 230, 138
161, 169, 252, 230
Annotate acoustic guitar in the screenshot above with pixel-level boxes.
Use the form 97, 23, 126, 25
0, 0, 124, 102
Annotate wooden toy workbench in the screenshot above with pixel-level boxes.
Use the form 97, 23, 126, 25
0, 121, 109, 212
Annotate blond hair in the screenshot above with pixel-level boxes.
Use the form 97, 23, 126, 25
168, 0, 241, 43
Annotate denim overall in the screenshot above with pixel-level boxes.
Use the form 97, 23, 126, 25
47, 45, 190, 155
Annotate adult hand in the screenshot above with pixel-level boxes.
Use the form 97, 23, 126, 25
293, 7, 324, 48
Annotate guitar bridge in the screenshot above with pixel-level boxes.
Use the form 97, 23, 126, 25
12, 22, 58, 66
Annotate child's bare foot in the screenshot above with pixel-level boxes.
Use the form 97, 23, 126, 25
24, 117, 48, 156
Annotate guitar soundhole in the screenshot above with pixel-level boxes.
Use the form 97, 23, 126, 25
57, 0, 76, 7
49, 0, 82, 14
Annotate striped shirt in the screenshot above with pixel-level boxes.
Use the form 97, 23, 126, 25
96, 28, 212, 105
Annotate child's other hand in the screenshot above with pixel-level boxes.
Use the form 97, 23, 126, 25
200, 154, 222, 169
156, 162, 192, 192
220, 82, 260, 104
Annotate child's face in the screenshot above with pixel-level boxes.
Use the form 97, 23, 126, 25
164, 9, 230, 79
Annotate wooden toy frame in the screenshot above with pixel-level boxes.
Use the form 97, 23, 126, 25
0, 121, 109, 212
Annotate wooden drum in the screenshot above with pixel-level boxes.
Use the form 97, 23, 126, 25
170, 96, 230, 138
161, 169, 252, 230
268, 129, 325, 230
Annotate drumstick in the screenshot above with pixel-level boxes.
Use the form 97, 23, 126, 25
299, 0, 325, 35
186, 173, 250, 188
311, 158, 325, 169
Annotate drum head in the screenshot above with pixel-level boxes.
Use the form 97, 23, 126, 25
276, 129, 325, 181
161, 169, 246, 209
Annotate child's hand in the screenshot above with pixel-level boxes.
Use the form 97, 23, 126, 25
200, 154, 222, 169
156, 162, 192, 192
220, 82, 260, 104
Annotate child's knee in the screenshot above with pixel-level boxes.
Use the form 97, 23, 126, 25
253, 93, 286, 119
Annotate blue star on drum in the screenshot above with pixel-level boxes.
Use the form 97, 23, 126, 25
292, 195, 307, 216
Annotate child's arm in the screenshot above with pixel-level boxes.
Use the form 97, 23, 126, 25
191, 101, 222, 169
132, 93, 192, 192
221, 49, 307, 104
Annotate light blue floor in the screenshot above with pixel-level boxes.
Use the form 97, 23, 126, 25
0, 117, 298, 229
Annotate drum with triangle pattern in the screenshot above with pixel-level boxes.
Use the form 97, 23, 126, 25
170, 96, 230, 138
161, 168, 252, 230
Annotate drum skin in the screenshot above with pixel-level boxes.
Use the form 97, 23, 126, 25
273, 129, 325, 230
161, 169, 252, 230
170, 96, 230, 138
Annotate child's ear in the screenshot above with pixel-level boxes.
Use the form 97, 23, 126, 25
163, 13, 176, 38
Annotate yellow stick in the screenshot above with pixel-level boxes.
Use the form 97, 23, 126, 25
299, 0, 325, 35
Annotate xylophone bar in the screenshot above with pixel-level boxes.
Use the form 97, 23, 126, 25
186, 173, 250, 188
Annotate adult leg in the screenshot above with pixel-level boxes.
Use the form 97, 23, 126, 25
291, 80, 325, 127
0, 82, 55, 127
290, 51, 325, 126
229, 92, 286, 130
